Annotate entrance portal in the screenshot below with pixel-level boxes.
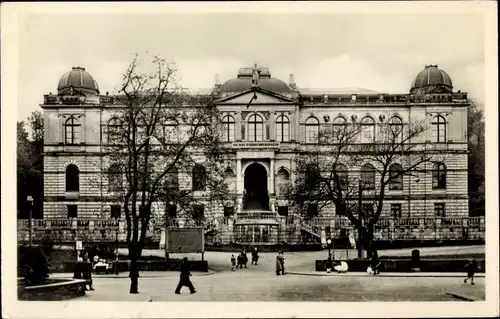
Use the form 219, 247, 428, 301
244, 163, 269, 210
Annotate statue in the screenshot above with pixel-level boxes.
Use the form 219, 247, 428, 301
251, 64, 260, 87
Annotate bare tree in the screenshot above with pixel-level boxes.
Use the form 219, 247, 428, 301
105, 54, 229, 293
289, 114, 435, 258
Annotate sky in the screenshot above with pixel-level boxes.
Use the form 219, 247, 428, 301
16, 9, 486, 123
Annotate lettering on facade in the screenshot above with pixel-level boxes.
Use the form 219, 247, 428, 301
232, 142, 280, 149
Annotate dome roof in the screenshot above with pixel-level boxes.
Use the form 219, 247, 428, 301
57, 67, 100, 95
410, 65, 453, 93
220, 66, 291, 94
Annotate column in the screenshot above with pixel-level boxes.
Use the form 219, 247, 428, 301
236, 159, 243, 213
270, 158, 275, 196
236, 111, 242, 141
270, 111, 276, 141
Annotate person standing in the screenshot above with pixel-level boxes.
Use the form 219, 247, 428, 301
231, 254, 236, 271
73, 257, 83, 279
464, 259, 477, 285
280, 252, 285, 275
242, 249, 248, 268
275, 252, 283, 276
175, 257, 196, 294
237, 253, 243, 269
82, 257, 94, 291
251, 247, 259, 265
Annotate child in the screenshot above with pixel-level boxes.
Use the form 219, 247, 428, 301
231, 254, 236, 271
464, 259, 477, 285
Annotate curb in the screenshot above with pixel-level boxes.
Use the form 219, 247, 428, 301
286, 271, 486, 278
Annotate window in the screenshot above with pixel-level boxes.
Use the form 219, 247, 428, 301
107, 117, 121, 144
332, 116, 347, 142
276, 115, 290, 142
389, 164, 403, 190
334, 164, 348, 190
360, 164, 375, 190
360, 116, 375, 143
388, 116, 403, 143
163, 119, 178, 143
64, 117, 81, 145
167, 204, 177, 218
391, 204, 402, 218
305, 117, 319, 144
193, 204, 205, 221
224, 206, 234, 217
67, 205, 78, 218
222, 115, 235, 142
65, 164, 80, 192
276, 168, 290, 196
110, 205, 121, 218
362, 203, 374, 217
305, 165, 321, 190
432, 163, 447, 189
248, 114, 264, 141
165, 168, 179, 191
192, 164, 207, 191
432, 115, 446, 143
307, 203, 318, 217
434, 203, 445, 217
108, 164, 122, 192
278, 206, 288, 217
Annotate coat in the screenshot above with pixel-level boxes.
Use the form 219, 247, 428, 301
82, 262, 92, 279
276, 255, 284, 271
180, 262, 191, 280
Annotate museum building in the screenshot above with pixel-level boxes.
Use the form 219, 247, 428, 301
17, 64, 485, 247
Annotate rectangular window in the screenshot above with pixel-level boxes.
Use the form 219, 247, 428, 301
277, 206, 288, 217
67, 205, 78, 218
224, 206, 234, 217
167, 204, 177, 218
193, 204, 205, 220
390, 204, 402, 218
362, 203, 374, 217
110, 205, 121, 218
434, 203, 445, 217
307, 203, 318, 217
335, 201, 344, 216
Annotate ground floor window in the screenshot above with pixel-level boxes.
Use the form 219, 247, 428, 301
110, 205, 121, 218
391, 204, 402, 219
434, 203, 445, 217
307, 203, 318, 217
277, 206, 288, 217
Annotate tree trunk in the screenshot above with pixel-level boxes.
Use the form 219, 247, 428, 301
128, 243, 140, 294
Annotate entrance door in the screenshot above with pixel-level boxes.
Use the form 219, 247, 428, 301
244, 163, 269, 210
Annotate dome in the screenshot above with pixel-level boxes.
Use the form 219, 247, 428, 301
57, 67, 100, 95
220, 66, 291, 94
410, 65, 453, 93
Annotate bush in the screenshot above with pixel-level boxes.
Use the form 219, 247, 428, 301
20, 246, 50, 286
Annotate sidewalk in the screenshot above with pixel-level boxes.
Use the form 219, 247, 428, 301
287, 271, 486, 278
50, 270, 215, 279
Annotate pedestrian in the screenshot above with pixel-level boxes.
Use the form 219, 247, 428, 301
464, 259, 477, 285
326, 254, 333, 273
251, 247, 259, 265
242, 249, 248, 268
82, 257, 94, 291
276, 252, 283, 276
280, 252, 285, 275
231, 254, 236, 271
237, 253, 242, 269
73, 257, 83, 279
175, 257, 196, 294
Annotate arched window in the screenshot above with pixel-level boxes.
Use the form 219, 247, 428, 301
108, 164, 122, 192
163, 119, 179, 143
389, 164, 403, 190
334, 164, 348, 190
165, 167, 179, 191
432, 115, 447, 143
65, 164, 80, 192
192, 164, 207, 191
224, 168, 236, 192
305, 117, 319, 144
432, 162, 447, 189
248, 114, 264, 141
64, 117, 81, 145
222, 115, 235, 142
305, 164, 321, 190
332, 116, 347, 142
107, 117, 121, 144
360, 164, 375, 190
388, 116, 403, 143
276, 168, 290, 196
276, 115, 290, 142
360, 116, 375, 143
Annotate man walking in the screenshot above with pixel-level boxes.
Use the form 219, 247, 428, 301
464, 259, 477, 285
175, 257, 196, 294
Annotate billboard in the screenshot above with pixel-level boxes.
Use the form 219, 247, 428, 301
165, 227, 204, 253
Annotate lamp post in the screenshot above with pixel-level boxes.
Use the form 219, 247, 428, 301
115, 216, 119, 275
326, 238, 333, 259
27, 196, 33, 247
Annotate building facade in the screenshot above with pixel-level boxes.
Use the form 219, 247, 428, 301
18, 64, 485, 246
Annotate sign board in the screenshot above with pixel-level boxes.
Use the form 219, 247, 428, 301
27, 196, 33, 202
232, 142, 280, 149
166, 227, 204, 254
76, 240, 83, 250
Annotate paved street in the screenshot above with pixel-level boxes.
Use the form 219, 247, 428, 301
61, 247, 485, 302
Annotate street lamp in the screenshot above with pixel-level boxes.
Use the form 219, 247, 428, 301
326, 238, 333, 259
27, 196, 33, 247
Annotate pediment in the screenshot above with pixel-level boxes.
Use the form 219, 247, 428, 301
216, 88, 293, 105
